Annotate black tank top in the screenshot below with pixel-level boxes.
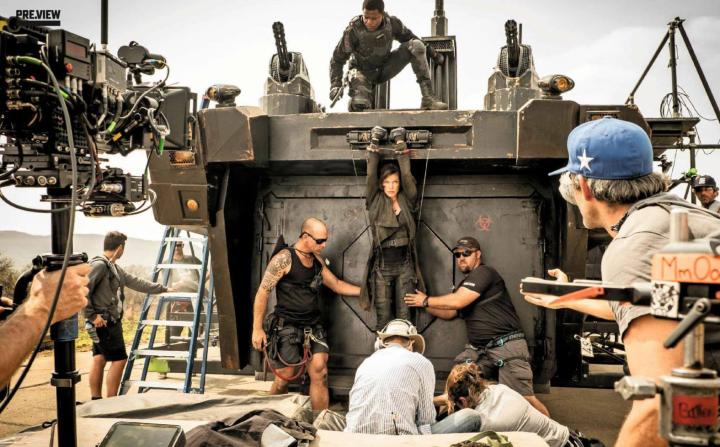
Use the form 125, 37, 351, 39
274, 248, 323, 326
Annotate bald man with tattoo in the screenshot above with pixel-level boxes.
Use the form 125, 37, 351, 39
252, 218, 361, 411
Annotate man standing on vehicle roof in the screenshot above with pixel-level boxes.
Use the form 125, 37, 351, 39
329, 0, 448, 111
251, 218, 361, 413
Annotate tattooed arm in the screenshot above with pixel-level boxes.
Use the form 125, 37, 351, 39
251, 249, 292, 350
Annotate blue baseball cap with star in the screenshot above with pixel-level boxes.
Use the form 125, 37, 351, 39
549, 116, 653, 179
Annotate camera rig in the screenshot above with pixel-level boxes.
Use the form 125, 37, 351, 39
0, 16, 196, 216
0, 8, 197, 446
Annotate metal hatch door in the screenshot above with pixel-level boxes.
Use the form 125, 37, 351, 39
252, 174, 552, 390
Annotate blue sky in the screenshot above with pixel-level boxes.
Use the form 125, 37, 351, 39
1, 0, 719, 239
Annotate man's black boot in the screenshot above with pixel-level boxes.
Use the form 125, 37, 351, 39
419, 80, 448, 110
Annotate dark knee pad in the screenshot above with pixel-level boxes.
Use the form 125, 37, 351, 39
406, 39, 427, 57
348, 72, 374, 112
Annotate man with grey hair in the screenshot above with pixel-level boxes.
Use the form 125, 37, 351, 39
523, 117, 720, 447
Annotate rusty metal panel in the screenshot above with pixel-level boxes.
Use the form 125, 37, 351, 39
209, 214, 241, 369
150, 183, 209, 226
267, 110, 517, 164
561, 203, 589, 281
516, 99, 580, 162
211, 166, 260, 369
577, 105, 651, 134
198, 106, 269, 165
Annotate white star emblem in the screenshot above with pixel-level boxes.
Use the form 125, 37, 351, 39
578, 149, 594, 171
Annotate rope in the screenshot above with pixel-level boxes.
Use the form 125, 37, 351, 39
262, 331, 312, 382
417, 148, 432, 224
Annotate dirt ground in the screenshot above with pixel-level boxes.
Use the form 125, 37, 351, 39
0, 347, 630, 446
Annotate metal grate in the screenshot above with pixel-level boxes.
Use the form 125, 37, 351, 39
169, 150, 196, 167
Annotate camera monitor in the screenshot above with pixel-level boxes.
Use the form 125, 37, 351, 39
98, 421, 185, 447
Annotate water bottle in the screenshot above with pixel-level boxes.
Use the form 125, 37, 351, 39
85, 320, 100, 343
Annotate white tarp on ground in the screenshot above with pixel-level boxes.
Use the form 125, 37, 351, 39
2, 392, 548, 446
76, 391, 313, 422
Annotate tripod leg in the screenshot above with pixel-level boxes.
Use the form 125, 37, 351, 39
677, 22, 720, 123
626, 31, 670, 104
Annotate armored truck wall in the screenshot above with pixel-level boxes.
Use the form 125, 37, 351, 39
148, 100, 648, 391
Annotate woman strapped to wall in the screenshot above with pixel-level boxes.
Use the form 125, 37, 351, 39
358, 126, 426, 331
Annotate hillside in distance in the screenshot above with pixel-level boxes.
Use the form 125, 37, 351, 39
0, 231, 161, 268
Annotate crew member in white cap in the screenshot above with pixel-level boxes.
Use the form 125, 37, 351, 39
314, 319, 482, 434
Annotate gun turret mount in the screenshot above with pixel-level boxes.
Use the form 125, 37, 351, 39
261, 22, 319, 115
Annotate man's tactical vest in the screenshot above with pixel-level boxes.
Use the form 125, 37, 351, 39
349, 15, 395, 71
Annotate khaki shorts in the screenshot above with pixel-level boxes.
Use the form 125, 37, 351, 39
610, 301, 651, 340
455, 338, 535, 396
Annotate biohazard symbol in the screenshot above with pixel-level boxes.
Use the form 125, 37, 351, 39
476, 215, 493, 231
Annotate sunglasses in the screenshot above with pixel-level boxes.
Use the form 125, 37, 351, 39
453, 250, 476, 258
302, 232, 328, 245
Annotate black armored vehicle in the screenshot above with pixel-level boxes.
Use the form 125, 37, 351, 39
147, 3, 685, 393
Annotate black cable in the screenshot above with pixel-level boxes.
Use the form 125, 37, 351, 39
125, 189, 157, 216
0, 189, 72, 213
678, 86, 717, 121
0, 53, 79, 415
0, 140, 23, 181
19, 88, 78, 112
77, 122, 99, 204
116, 64, 171, 124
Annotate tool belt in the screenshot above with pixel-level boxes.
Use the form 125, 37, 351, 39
464, 331, 526, 368
263, 313, 328, 364
380, 237, 410, 248
484, 330, 525, 349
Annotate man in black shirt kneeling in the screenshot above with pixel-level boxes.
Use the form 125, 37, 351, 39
405, 236, 549, 416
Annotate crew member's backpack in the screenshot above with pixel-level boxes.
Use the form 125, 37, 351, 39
450, 431, 513, 447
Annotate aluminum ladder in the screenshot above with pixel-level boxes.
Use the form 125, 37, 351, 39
119, 226, 215, 394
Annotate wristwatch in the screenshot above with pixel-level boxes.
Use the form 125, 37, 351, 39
422, 296, 429, 308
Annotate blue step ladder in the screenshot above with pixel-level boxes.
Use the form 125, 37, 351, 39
119, 226, 215, 394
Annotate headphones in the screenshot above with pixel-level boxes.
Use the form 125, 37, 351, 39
375, 319, 417, 350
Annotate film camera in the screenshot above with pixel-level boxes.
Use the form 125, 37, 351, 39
0, 15, 198, 446
0, 16, 196, 216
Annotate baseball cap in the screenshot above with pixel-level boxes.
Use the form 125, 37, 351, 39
453, 236, 481, 252
693, 175, 717, 189
549, 117, 653, 179
377, 319, 425, 354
